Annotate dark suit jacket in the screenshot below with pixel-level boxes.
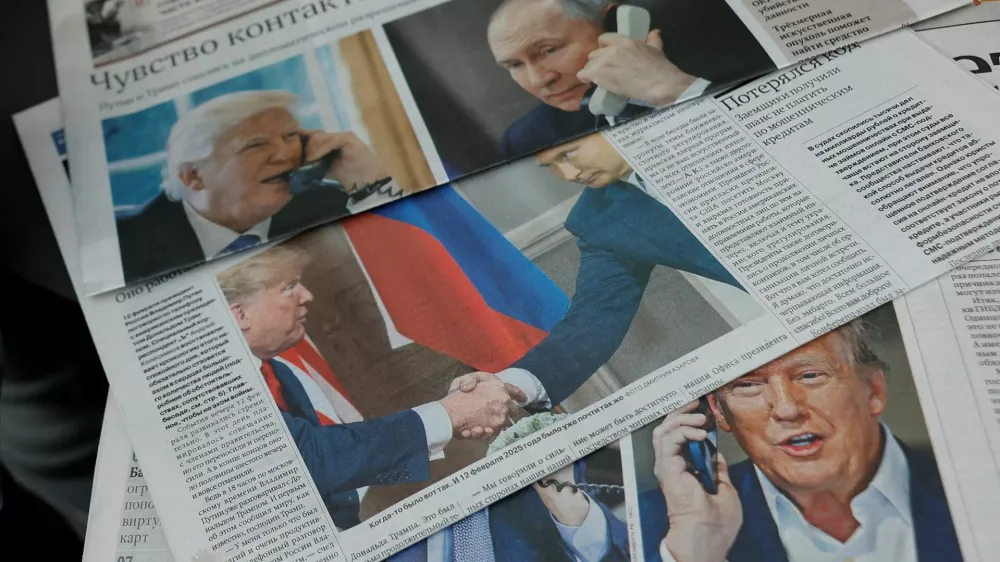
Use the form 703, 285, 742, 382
268, 359, 431, 530
513, 182, 742, 406
636, 446, 963, 562
390, 467, 629, 562
115, 187, 350, 283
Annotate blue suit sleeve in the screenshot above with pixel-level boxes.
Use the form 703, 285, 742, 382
597, 499, 630, 562
513, 238, 654, 406
280, 408, 431, 497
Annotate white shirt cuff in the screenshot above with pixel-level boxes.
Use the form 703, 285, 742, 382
412, 402, 452, 460
496, 368, 551, 409
678, 77, 711, 103
552, 492, 610, 562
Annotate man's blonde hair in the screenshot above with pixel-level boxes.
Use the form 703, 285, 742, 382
218, 245, 310, 306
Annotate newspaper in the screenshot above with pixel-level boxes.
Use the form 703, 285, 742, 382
19, 96, 633, 562
21, 28, 1000, 562
46, 0, 965, 294
83, 400, 630, 562
621, 299, 992, 562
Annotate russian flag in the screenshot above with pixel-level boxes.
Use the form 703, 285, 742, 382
342, 187, 568, 372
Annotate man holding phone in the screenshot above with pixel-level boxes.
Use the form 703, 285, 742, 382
117, 89, 390, 281
641, 321, 962, 562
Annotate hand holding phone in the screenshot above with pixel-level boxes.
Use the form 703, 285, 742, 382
651, 400, 742, 562
681, 397, 718, 494
582, 5, 650, 116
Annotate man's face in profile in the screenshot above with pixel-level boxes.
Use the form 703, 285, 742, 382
535, 133, 632, 187
488, 0, 601, 111
709, 331, 887, 495
187, 107, 302, 222
237, 273, 314, 359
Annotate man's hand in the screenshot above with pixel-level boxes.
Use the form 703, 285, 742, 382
532, 463, 590, 527
439, 377, 511, 439
449, 371, 528, 404
301, 130, 389, 194
652, 401, 741, 562
576, 30, 697, 108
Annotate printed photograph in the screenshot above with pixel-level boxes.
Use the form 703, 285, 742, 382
628, 303, 965, 562
85, 0, 287, 64
215, 133, 765, 528
391, 444, 628, 562
104, 29, 435, 284
383, 0, 777, 177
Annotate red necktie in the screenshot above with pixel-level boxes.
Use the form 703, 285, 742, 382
260, 360, 338, 426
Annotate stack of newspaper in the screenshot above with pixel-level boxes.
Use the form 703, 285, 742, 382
15, 0, 1000, 560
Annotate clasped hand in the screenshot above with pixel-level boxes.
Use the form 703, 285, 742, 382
441, 372, 527, 439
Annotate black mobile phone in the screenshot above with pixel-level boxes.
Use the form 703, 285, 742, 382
680, 397, 718, 494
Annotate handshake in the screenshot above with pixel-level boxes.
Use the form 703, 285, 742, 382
439, 372, 529, 439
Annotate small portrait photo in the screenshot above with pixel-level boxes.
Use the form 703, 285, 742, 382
104, 29, 435, 284
383, 0, 777, 178
629, 303, 965, 562
215, 132, 762, 529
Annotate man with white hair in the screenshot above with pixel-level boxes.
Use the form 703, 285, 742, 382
487, 0, 773, 157
116, 89, 389, 281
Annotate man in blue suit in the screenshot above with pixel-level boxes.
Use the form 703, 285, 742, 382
451, 132, 743, 416
391, 460, 629, 562
220, 245, 514, 530
639, 321, 963, 562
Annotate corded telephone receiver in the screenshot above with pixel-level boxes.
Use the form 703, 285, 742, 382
261, 134, 401, 205
582, 4, 651, 116
681, 397, 719, 494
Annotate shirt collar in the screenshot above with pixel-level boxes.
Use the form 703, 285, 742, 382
182, 199, 271, 258
754, 422, 912, 528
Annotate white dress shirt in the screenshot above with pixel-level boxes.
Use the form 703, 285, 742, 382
182, 200, 271, 258
660, 424, 916, 562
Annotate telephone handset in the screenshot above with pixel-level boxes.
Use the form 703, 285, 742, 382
681, 397, 719, 494
261, 134, 400, 204
582, 4, 651, 116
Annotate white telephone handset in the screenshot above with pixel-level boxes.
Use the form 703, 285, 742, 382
586, 5, 651, 116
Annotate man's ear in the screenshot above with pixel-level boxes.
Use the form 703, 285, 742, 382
178, 164, 204, 191
707, 393, 732, 433
866, 368, 888, 417
230, 302, 251, 332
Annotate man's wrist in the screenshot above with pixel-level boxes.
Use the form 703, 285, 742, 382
412, 402, 452, 460
496, 368, 550, 408
652, 73, 699, 108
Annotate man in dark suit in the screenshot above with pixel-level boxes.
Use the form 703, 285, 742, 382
450, 133, 743, 415
117, 89, 390, 283
219, 245, 513, 530
639, 321, 963, 562
487, 0, 774, 158
391, 460, 629, 562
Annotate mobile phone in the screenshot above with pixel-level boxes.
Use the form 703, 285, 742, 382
582, 4, 651, 116
680, 397, 718, 494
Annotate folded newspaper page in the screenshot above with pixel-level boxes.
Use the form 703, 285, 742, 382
18, 96, 633, 562
47, 0, 965, 294
621, 300, 992, 562
23, 28, 1000, 562
84, 400, 631, 562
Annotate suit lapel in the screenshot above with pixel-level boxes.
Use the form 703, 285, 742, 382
904, 447, 963, 562
730, 463, 788, 562
269, 360, 322, 426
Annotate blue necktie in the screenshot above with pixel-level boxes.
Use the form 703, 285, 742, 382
451, 509, 495, 562
218, 233, 261, 256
